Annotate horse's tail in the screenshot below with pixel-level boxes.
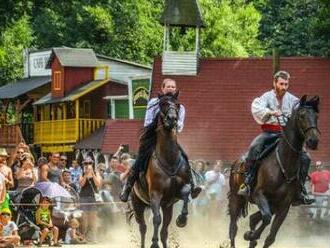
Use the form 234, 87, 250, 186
227, 159, 249, 218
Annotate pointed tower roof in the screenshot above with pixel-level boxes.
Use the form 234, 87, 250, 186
160, 0, 205, 28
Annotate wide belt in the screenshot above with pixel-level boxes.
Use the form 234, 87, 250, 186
261, 124, 282, 132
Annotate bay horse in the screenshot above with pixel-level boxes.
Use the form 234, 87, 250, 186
131, 92, 192, 248
228, 95, 320, 248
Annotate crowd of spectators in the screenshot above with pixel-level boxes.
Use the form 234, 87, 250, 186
0, 142, 329, 247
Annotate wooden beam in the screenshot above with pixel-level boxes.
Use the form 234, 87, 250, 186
272, 48, 280, 74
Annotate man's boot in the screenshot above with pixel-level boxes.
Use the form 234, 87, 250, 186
292, 183, 315, 206
237, 160, 255, 196
292, 154, 315, 206
119, 167, 139, 202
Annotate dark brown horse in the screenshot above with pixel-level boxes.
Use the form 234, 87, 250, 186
228, 95, 320, 248
131, 92, 192, 248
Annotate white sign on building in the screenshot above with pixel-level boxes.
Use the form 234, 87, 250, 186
23, 49, 52, 77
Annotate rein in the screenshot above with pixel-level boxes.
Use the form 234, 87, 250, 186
153, 152, 184, 177
275, 109, 319, 184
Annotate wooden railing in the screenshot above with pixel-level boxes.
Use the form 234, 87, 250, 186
34, 118, 105, 144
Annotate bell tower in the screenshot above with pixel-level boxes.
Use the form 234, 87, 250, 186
160, 0, 205, 75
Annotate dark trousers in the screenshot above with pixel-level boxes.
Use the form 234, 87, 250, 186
245, 131, 281, 185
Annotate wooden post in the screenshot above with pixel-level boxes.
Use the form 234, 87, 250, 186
63, 103, 67, 142
75, 100, 79, 141
272, 48, 280, 75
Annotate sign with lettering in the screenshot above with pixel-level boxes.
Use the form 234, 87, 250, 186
132, 78, 150, 119
27, 50, 52, 76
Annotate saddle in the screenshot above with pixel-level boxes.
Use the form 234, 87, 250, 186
242, 135, 280, 183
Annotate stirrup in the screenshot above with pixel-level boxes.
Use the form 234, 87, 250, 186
237, 183, 250, 196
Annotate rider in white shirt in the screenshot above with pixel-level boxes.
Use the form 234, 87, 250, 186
238, 71, 315, 206
120, 78, 201, 202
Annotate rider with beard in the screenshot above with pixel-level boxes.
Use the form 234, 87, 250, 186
237, 71, 315, 206
119, 78, 201, 202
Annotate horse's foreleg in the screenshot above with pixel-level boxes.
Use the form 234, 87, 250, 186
263, 206, 290, 248
246, 191, 272, 241
228, 194, 246, 248
244, 211, 262, 248
176, 184, 190, 228
132, 193, 147, 248
249, 211, 262, 231
150, 192, 162, 248
160, 205, 173, 248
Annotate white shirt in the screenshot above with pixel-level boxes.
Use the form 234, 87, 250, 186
204, 170, 226, 198
251, 90, 299, 126
2, 221, 18, 236
144, 97, 185, 132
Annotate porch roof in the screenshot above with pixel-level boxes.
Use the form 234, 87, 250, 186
75, 126, 105, 150
0, 76, 51, 99
33, 79, 109, 105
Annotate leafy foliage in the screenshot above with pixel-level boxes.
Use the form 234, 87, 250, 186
0, 16, 34, 85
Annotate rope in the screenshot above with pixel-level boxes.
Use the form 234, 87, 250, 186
10, 201, 128, 207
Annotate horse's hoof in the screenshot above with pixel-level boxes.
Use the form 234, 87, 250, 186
249, 240, 257, 248
243, 231, 255, 241
150, 243, 159, 248
176, 215, 187, 228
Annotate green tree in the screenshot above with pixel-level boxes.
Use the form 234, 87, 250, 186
254, 0, 329, 56
0, 16, 34, 85
166, 0, 264, 57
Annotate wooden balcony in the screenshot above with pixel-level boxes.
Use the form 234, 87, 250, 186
34, 118, 105, 144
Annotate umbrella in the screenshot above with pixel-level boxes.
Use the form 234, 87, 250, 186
34, 182, 72, 199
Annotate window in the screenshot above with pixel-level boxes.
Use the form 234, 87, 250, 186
54, 71, 61, 90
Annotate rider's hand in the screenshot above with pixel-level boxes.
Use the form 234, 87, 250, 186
270, 110, 282, 117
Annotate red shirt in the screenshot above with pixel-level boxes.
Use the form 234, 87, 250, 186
310, 170, 330, 193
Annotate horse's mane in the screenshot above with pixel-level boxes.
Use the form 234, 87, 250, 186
300, 95, 320, 113
139, 112, 159, 155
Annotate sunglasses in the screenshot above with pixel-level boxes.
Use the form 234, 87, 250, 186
61, 159, 67, 161
1, 213, 11, 217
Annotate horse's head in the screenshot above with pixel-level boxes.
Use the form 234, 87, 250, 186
294, 95, 320, 150
158, 91, 180, 131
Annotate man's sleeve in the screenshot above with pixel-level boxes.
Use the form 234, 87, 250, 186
251, 92, 273, 125
177, 105, 185, 132
144, 98, 158, 127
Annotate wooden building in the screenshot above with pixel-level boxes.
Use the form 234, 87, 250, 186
32, 48, 152, 159
101, 0, 330, 163
0, 49, 51, 156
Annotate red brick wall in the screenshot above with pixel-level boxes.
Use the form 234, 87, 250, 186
51, 57, 65, 98
151, 57, 330, 162
102, 120, 143, 154
64, 67, 94, 94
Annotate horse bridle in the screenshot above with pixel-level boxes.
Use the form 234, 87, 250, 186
159, 101, 179, 128
277, 109, 320, 154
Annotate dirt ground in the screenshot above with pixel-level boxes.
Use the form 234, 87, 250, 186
58, 205, 330, 248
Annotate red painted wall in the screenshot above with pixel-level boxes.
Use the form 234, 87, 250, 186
151, 57, 330, 162
64, 67, 94, 94
80, 81, 129, 120
51, 57, 65, 98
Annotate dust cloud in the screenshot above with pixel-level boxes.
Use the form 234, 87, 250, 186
85, 203, 330, 248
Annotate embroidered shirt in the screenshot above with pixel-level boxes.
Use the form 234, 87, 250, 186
144, 97, 185, 132
251, 90, 299, 126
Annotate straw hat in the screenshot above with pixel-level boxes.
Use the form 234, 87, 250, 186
0, 148, 9, 157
